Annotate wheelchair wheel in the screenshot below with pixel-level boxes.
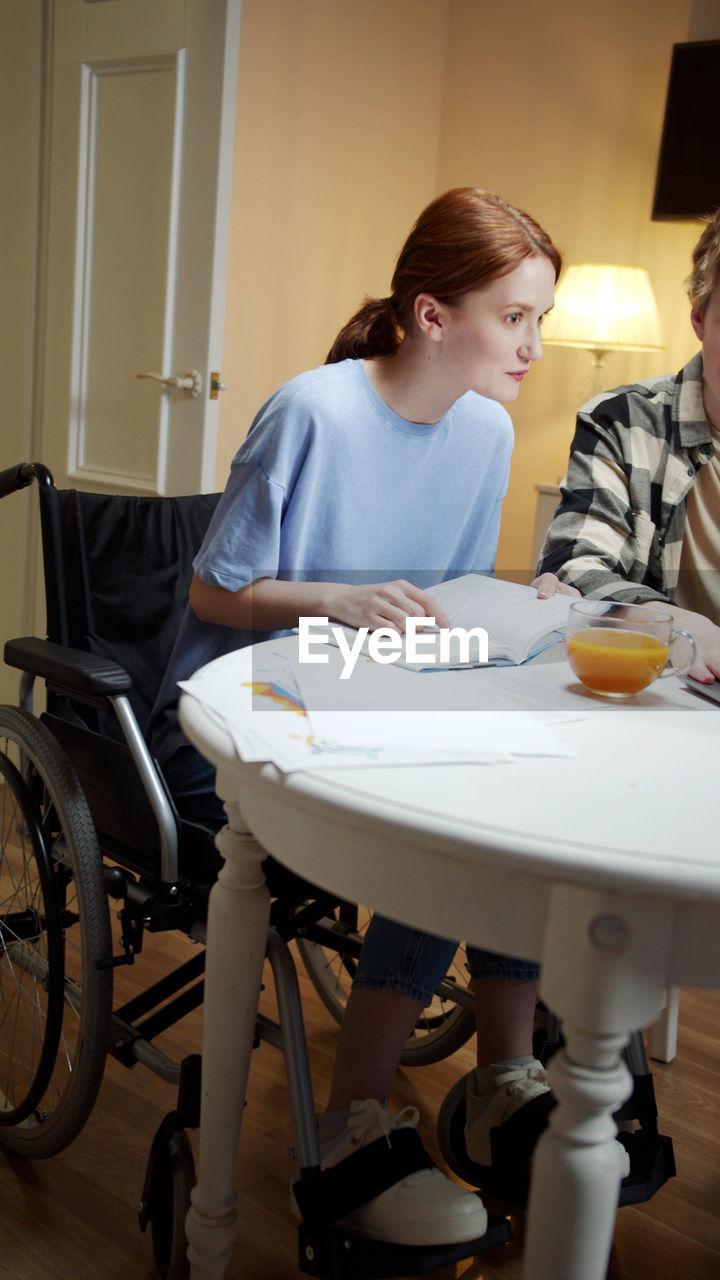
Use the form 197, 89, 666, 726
0, 706, 113, 1156
297, 904, 476, 1066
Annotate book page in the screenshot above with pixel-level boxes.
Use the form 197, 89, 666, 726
431, 575, 533, 627
431, 575, 572, 662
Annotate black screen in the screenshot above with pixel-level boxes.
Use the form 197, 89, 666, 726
652, 40, 720, 221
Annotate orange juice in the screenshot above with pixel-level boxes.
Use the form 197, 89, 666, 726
566, 627, 669, 696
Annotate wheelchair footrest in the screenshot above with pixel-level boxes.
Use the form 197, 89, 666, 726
616, 1131, 676, 1207
298, 1214, 512, 1279
470, 1128, 676, 1213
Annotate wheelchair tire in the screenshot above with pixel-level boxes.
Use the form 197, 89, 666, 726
0, 706, 113, 1156
297, 904, 476, 1066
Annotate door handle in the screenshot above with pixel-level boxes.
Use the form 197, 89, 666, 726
137, 370, 203, 398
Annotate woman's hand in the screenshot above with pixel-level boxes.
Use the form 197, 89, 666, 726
531, 572, 581, 599
327, 579, 452, 632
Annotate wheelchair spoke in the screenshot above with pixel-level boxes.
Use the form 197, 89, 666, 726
0, 708, 112, 1154
0, 773, 56, 1119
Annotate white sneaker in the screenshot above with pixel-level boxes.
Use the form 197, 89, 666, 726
465, 1061, 631, 1179
465, 1059, 550, 1166
318, 1099, 418, 1169
294, 1099, 488, 1246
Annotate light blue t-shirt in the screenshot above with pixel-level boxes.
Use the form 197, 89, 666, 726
148, 358, 513, 762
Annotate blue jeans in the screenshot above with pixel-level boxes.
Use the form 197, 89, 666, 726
163, 745, 540, 997
355, 915, 539, 1005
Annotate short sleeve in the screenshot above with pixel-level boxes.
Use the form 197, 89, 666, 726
192, 460, 285, 590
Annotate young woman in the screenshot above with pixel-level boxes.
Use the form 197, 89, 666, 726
148, 187, 572, 1248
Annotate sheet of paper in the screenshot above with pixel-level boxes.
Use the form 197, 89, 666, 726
285, 645, 515, 711
291, 647, 573, 757
179, 651, 509, 769
179, 644, 576, 772
302, 706, 573, 756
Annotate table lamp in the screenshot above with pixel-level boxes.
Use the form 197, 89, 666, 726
541, 264, 664, 394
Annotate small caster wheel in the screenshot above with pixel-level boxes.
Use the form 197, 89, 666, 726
438, 1075, 555, 1212
437, 1075, 480, 1184
141, 1124, 196, 1279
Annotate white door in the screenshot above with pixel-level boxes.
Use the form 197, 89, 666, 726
36, 0, 241, 496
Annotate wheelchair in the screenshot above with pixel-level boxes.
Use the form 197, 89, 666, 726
0, 462, 676, 1278
0, 462, 499, 1280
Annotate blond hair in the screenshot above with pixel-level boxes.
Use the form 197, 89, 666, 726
687, 207, 720, 315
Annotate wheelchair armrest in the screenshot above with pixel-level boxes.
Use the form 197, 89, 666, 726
4, 636, 134, 701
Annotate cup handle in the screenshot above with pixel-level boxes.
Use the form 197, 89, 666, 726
661, 628, 697, 678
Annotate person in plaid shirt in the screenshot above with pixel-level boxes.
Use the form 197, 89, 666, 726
536, 208, 720, 682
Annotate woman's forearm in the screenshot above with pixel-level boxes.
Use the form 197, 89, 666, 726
188, 574, 451, 633
188, 575, 338, 631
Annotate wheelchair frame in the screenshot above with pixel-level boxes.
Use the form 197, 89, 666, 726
0, 462, 486, 1280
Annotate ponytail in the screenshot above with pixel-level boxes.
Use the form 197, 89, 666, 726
325, 296, 400, 364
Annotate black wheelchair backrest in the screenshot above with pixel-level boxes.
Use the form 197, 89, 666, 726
38, 484, 221, 732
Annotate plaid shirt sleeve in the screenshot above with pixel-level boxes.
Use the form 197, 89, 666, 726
536, 380, 688, 603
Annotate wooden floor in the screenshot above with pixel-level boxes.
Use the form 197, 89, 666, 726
1, 925, 719, 1280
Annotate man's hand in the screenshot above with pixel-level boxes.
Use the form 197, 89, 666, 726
531, 572, 581, 600
663, 604, 720, 682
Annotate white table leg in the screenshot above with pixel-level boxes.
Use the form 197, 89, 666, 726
524, 1028, 632, 1279
186, 788, 271, 1280
647, 987, 679, 1063
524, 886, 675, 1280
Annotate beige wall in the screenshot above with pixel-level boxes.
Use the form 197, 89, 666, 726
0, 1, 43, 702
439, 0, 701, 570
217, 0, 450, 470
218, 0, 715, 573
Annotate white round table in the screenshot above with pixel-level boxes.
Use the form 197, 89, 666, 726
178, 640, 720, 1280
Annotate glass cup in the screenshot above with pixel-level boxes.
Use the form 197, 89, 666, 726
566, 600, 697, 699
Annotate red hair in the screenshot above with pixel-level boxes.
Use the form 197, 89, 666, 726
326, 187, 562, 363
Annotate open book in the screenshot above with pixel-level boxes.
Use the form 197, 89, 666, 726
327, 575, 573, 671
425, 575, 573, 667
